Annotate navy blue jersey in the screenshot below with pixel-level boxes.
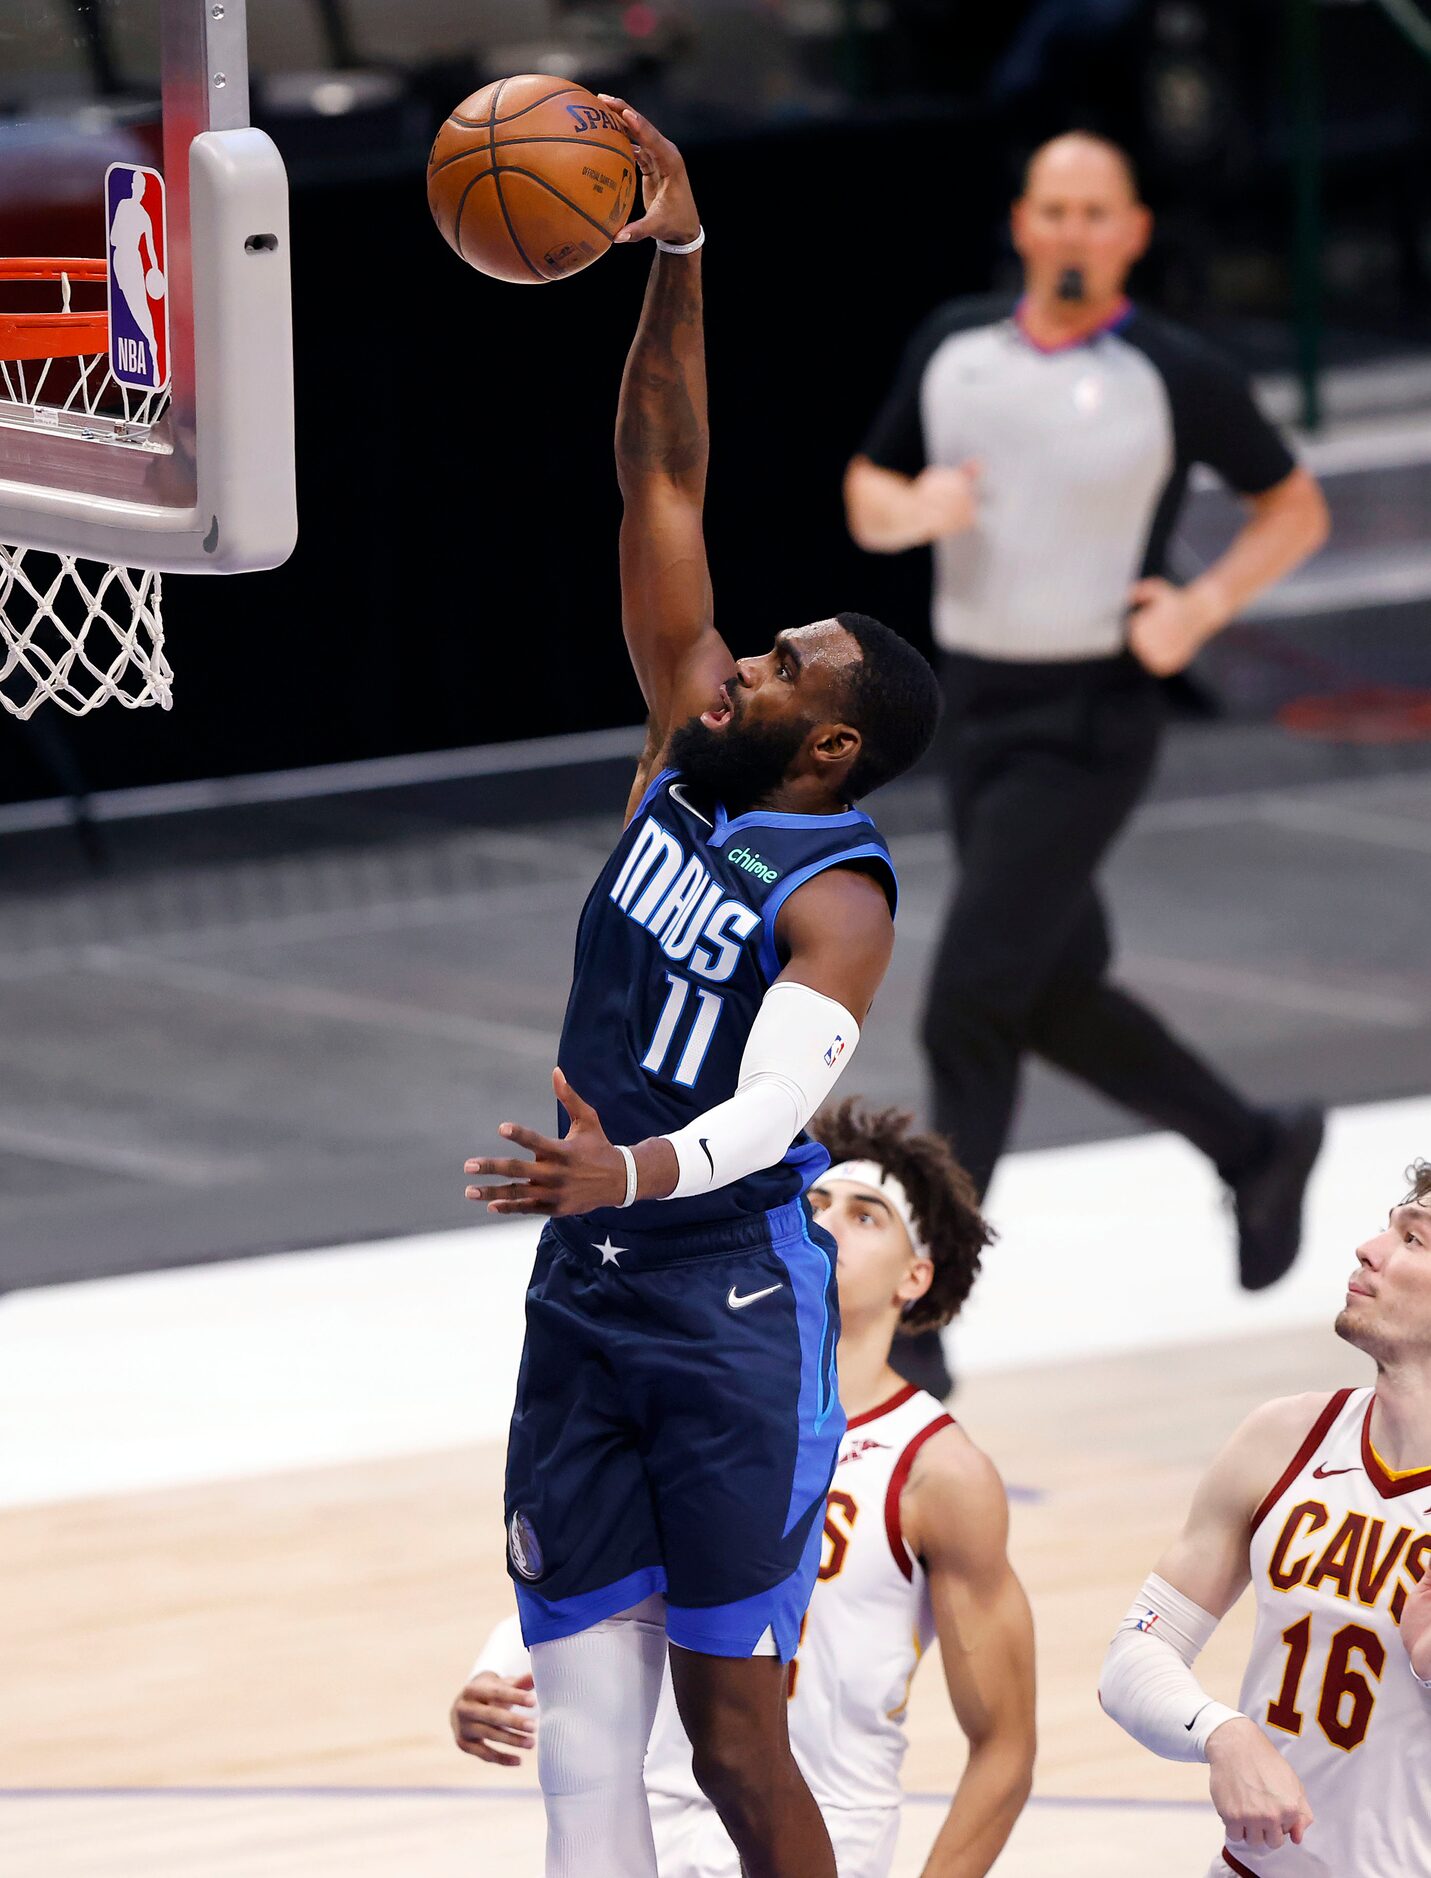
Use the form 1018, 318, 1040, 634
557, 767, 897, 1236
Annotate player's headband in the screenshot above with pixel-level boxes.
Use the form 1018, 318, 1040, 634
821, 1159, 930, 1263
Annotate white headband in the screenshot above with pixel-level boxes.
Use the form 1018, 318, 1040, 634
821, 1158, 929, 1263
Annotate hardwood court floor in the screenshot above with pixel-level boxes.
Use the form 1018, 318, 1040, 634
1, 1321, 1365, 1876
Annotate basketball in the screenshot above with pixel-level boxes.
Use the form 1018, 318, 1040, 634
427, 75, 638, 284
146, 267, 166, 299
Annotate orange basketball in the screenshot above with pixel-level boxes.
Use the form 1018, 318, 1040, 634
427, 75, 638, 284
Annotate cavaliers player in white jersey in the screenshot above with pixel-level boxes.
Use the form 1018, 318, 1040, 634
1101, 1160, 1431, 1876
453, 1101, 1036, 1877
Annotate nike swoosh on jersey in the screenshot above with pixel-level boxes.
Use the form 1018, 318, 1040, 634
727, 1284, 783, 1311
1313, 1463, 1359, 1479
699, 1137, 715, 1177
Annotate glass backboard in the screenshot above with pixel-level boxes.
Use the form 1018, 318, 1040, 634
0, 0, 296, 574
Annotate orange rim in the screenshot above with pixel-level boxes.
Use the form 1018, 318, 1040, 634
0, 258, 109, 366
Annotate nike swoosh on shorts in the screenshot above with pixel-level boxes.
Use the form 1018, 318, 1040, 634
727, 1284, 783, 1311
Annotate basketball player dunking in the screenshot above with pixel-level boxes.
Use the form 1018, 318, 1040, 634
462, 102, 942, 1878
455, 1101, 1035, 1878
1100, 1161, 1431, 1875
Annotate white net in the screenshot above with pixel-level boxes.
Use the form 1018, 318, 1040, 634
0, 260, 172, 718
0, 547, 170, 720
0, 343, 168, 438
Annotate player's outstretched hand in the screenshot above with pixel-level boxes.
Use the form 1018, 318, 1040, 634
1206, 1716, 1314, 1851
598, 94, 701, 247
1401, 1563, 1431, 1681
450, 1670, 537, 1767
465, 1067, 629, 1216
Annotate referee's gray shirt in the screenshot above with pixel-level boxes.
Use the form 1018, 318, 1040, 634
861, 295, 1296, 663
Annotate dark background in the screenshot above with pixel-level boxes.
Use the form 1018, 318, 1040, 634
3, 0, 1430, 803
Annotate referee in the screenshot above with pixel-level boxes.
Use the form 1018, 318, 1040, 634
846, 133, 1330, 1374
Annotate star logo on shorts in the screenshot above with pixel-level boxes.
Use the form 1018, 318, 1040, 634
593, 1236, 625, 1266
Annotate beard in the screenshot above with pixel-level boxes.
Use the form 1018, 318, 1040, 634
1335, 1305, 1390, 1368
667, 698, 810, 815
1056, 265, 1087, 302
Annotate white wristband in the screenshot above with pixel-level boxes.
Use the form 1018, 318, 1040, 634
615, 1144, 638, 1209
657, 225, 705, 254
1411, 1658, 1431, 1691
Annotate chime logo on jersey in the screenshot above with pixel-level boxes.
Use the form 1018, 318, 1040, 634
105, 164, 171, 393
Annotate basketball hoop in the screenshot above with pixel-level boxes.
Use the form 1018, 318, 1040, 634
0, 259, 172, 719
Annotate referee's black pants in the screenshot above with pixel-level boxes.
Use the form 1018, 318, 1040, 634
921, 650, 1269, 1200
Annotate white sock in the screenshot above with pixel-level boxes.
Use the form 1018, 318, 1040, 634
530, 1593, 667, 1878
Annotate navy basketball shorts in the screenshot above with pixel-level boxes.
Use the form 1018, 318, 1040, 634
504, 1197, 844, 1662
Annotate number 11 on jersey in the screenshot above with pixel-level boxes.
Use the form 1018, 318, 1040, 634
643, 972, 725, 1086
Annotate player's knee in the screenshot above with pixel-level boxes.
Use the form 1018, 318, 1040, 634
537, 1706, 644, 1797
688, 1727, 790, 1824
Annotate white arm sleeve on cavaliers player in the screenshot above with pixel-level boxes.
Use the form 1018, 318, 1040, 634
469, 1613, 532, 1684
659, 981, 860, 1200
1099, 1574, 1245, 1762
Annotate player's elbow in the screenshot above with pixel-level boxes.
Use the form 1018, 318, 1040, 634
1261, 466, 1330, 562
1296, 473, 1331, 558
966, 1725, 1037, 1812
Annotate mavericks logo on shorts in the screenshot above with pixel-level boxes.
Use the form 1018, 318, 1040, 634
508, 1509, 545, 1582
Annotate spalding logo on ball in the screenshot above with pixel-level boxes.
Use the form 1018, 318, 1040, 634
427, 74, 636, 284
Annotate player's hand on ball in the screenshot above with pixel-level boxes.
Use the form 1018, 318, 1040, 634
466, 1068, 628, 1216
1206, 1717, 1314, 1851
1126, 575, 1221, 676
598, 95, 700, 247
1401, 1564, 1431, 1681
450, 1671, 538, 1766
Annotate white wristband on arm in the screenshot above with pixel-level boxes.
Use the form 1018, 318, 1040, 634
656, 225, 704, 254
661, 980, 859, 1201
614, 1143, 638, 1209
1098, 1573, 1244, 1763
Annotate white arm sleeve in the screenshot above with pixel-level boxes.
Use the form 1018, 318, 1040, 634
659, 980, 859, 1201
468, 1613, 533, 1684
1098, 1574, 1244, 1762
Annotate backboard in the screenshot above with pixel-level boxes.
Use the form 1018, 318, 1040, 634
0, 0, 296, 574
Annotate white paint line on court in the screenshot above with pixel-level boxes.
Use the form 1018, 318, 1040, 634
82, 951, 558, 1058
1130, 955, 1424, 1026
0, 1120, 262, 1188
1, 1093, 1427, 1510
1256, 798, 1431, 858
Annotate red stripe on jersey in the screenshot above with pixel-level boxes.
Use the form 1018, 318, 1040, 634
1361, 1395, 1431, 1498
846, 1381, 919, 1431
1250, 1387, 1355, 1535
1222, 1851, 1256, 1877
884, 1412, 956, 1580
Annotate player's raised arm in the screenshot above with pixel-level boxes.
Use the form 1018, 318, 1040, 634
1099, 1396, 1324, 1853
902, 1433, 1036, 1878
604, 97, 735, 768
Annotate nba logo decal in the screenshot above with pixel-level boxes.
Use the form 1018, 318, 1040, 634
105, 164, 170, 393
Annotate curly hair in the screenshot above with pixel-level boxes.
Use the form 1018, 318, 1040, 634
1409, 1160, 1431, 1206
812, 1097, 993, 1334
